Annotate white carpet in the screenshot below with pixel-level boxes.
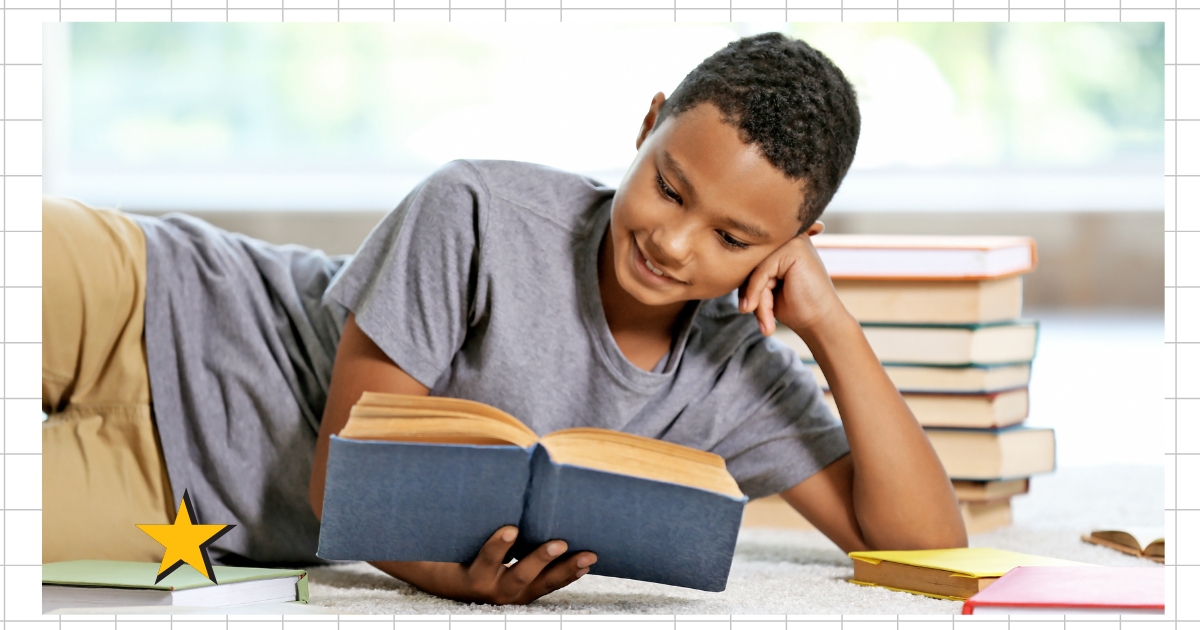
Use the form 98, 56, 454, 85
303, 464, 1165, 614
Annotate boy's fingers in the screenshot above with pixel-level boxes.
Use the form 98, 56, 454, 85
498, 539, 569, 598
521, 552, 596, 602
468, 526, 519, 581
744, 256, 782, 313
757, 288, 775, 336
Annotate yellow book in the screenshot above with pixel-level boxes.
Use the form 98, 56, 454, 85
848, 548, 1092, 601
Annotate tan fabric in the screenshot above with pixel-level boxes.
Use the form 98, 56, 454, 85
42, 196, 176, 563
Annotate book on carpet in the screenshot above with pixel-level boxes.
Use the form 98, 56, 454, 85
774, 321, 1039, 366
953, 478, 1030, 502
1082, 528, 1165, 563
925, 426, 1056, 480
847, 547, 1089, 601
823, 388, 1028, 429
41, 560, 308, 612
961, 566, 1165, 615
316, 392, 748, 592
811, 234, 1037, 280
832, 276, 1023, 324
804, 360, 1031, 394
960, 498, 1013, 534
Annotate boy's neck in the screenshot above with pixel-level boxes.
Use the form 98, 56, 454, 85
597, 224, 688, 345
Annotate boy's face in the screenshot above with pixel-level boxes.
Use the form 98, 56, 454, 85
610, 95, 811, 307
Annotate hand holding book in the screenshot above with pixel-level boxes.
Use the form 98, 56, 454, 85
371, 525, 596, 605
317, 393, 747, 592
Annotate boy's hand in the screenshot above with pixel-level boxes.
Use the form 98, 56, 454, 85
738, 221, 847, 338
373, 526, 596, 605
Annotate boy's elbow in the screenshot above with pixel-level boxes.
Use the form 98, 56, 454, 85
862, 520, 968, 552
919, 529, 969, 550
904, 524, 968, 551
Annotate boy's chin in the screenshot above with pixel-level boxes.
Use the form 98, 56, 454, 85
616, 272, 685, 307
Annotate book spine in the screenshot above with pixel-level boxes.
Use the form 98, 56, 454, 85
515, 445, 561, 559
296, 574, 309, 604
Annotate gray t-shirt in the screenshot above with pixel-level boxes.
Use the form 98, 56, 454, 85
136, 212, 350, 564
323, 159, 849, 501
137, 159, 849, 565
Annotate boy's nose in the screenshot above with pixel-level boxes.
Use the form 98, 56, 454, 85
650, 224, 694, 268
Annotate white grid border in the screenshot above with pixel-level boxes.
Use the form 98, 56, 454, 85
4, 4, 1191, 629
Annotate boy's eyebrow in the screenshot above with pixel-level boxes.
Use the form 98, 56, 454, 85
722, 215, 771, 241
662, 151, 697, 200
662, 150, 772, 241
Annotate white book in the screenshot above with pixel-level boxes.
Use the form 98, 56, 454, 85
774, 321, 1039, 366
812, 234, 1037, 280
42, 560, 307, 613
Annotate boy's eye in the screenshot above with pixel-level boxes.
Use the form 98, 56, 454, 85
719, 232, 750, 250
656, 173, 683, 204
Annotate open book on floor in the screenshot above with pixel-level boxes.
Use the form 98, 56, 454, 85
317, 393, 748, 592
1082, 528, 1165, 563
42, 561, 308, 612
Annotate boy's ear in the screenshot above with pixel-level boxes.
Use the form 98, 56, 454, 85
636, 92, 668, 151
805, 221, 825, 237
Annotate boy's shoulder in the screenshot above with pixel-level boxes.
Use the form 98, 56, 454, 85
435, 159, 614, 229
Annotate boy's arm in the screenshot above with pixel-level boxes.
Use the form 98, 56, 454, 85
310, 312, 431, 520
739, 226, 968, 553
310, 313, 595, 604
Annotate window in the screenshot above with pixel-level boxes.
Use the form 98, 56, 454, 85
45, 22, 1164, 212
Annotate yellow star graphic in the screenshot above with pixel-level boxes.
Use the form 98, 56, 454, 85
137, 490, 235, 584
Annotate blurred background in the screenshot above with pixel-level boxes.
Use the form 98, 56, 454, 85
43, 23, 1166, 477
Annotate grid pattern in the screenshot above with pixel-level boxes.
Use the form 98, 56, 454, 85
2, 3, 1193, 629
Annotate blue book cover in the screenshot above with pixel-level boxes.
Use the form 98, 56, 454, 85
317, 437, 533, 563
317, 435, 747, 591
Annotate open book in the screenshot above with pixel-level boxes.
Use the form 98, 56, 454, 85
1082, 528, 1165, 563
317, 393, 748, 592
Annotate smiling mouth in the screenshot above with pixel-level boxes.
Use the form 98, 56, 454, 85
632, 239, 681, 285
644, 254, 667, 277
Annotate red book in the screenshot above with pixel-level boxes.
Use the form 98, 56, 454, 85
962, 566, 1164, 615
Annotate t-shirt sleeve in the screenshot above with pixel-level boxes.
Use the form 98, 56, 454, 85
321, 160, 489, 388
710, 335, 851, 500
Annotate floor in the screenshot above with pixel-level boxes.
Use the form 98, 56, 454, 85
44, 308, 1169, 615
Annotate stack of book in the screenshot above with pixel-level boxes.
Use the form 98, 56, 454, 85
759, 235, 1054, 534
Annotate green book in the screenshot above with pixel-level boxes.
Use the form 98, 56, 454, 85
43, 560, 308, 612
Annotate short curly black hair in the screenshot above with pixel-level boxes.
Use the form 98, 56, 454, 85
653, 32, 861, 229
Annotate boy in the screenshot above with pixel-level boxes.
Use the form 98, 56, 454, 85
43, 32, 966, 605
